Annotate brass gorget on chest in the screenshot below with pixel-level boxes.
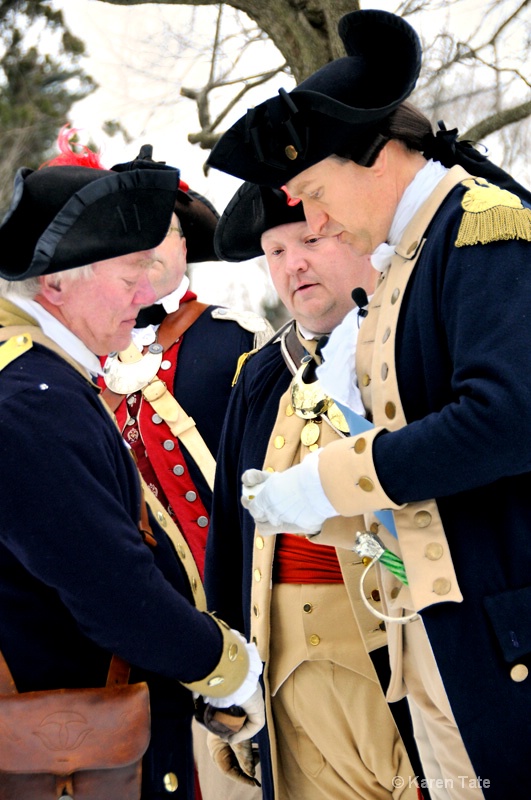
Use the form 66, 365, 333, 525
102, 341, 164, 394
290, 354, 349, 437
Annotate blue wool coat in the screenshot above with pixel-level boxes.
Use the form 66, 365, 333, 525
0, 334, 226, 800
111, 302, 260, 575
205, 338, 295, 798
370, 182, 531, 796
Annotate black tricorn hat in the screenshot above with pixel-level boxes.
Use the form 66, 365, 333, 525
113, 145, 220, 262
207, 9, 422, 187
0, 165, 180, 281
215, 182, 306, 262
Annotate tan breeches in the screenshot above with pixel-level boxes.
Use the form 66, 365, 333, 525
401, 618, 485, 800
269, 583, 419, 800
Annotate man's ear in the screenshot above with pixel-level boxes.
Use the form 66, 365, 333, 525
371, 142, 389, 177
180, 235, 188, 261
38, 274, 64, 306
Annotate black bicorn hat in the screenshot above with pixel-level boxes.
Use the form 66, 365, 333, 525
0, 164, 180, 281
207, 9, 422, 187
113, 145, 220, 262
215, 182, 306, 262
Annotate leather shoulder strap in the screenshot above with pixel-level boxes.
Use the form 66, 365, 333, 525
156, 300, 209, 352
279, 321, 306, 376
0, 650, 17, 695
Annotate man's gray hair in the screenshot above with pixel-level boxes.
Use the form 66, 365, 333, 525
0, 264, 94, 300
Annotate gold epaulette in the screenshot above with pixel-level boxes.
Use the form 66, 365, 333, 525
0, 333, 33, 372
455, 178, 531, 247
231, 349, 257, 386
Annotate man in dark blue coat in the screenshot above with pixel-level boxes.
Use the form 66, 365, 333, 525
206, 182, 425, 800
0, 163, 264, 799
205, 8, 531, 800
104, 145, 272, 582
102, 145, 271, 800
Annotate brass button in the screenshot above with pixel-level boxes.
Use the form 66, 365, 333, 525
309, 444, 319, 452
285, 403, 294, 416
253, 568, 261, 582
385, 401, 396, 419
285, 144, 298, 160
406, 240, 419, 255
156, 511, 167, 528
353, 437, 366, 454
510, 664, 528, 682
253, 604, 259, 617
371, 589, 381, 602
425, 542, 443, 560
415, 510, 432, 528
358, 476, 374, 492
390, 586, 400, 600
301, 422, 320, 447
228, 643, 239, 661
361, 374, 371, 387
207, 676, 224, 687
433, 578, 451, 595
177, 544, 186, 560
391, 288, 400, 304
265, 466, 275, 473
255, 535, 264, 550
163, 772, 179, 792
303, 603, 313, 613
191, 577, 197, 593
274, 435, 285, 449
381, 363, 389, 380
16, 335, 29, 346
382, 327, 391, 343
309, 634, 320, 646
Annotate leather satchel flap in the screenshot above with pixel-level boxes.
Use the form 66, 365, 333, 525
0, 682, 150, 774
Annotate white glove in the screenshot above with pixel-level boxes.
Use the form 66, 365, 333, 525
241, 450, 337, 535
202, 635, 265, 744
204, 635, 262, 708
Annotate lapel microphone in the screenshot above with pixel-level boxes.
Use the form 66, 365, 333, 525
351, 287, 369, 317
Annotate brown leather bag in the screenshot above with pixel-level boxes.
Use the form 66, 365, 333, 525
0, 650, 150, 799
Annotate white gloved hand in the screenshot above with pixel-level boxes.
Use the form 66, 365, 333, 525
202, 636, 265, 744
223, 686, 265, 745
241, 450, 337, 535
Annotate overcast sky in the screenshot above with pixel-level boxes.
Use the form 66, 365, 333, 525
56, 0, 285, 311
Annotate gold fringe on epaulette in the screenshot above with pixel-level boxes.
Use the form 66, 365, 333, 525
455, 179, 531, 247
232, 350, 256, 386
456, 205, 531, 247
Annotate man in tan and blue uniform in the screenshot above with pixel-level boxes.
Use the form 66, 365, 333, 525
206, 9, 531, 800
205, 181, 425, 800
